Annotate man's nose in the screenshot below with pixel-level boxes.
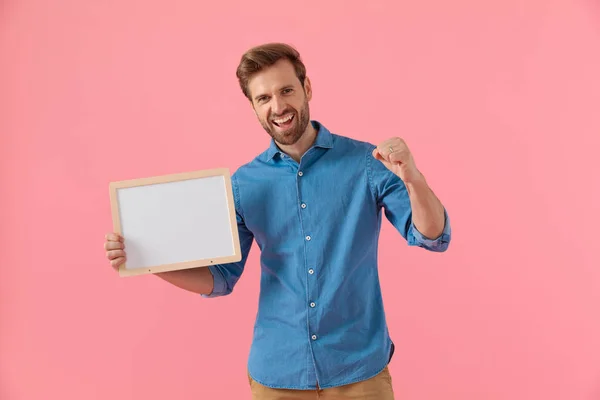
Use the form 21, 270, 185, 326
271, 96, 286, 115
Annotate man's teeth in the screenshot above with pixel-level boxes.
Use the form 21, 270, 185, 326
273, 114, 293, 124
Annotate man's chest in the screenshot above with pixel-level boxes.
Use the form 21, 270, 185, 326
237, 161, 375, 245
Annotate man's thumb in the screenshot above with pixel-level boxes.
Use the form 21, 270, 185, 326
372, 148, 384, 161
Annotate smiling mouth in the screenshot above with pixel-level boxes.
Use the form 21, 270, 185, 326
272, 113, 295, 129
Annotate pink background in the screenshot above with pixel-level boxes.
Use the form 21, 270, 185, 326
2, 0, 600, 399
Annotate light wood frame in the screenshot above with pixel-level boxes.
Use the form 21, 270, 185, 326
109, 168, 242, 277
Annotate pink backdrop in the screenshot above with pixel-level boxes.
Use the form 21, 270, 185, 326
2, 0, 600, 399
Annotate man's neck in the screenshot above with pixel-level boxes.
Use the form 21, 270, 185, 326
277, 122, 318, 163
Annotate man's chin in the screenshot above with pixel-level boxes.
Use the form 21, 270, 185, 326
272, 132, 302, 145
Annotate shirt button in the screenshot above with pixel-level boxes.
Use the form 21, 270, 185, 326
305, 236, 311, 241
301, 203, 307, 209
310, 302, 316, 308
308, 269, 314, 274
311, 335, 317, 340
298, 171, 303, 176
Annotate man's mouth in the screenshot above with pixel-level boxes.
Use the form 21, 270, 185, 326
272, 113, 295, 129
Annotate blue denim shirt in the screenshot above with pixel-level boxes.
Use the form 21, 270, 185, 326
203, 121, 451, 390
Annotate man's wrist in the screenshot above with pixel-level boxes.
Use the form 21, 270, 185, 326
404, 170, 427, 193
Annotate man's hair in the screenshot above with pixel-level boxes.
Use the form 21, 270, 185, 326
236, 42, 307, 101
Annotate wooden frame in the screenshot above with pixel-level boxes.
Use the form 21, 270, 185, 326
109, 168, 242, 277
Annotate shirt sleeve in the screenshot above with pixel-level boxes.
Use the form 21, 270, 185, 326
366, 144, 451, 252
201, 173, 255, 298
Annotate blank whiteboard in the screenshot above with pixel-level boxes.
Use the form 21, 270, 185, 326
109, 168, 241, 277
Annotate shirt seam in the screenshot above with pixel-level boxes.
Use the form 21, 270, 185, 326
232, 173, 244, 218
365, 145, 378, 206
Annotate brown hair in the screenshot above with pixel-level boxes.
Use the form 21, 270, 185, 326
236, 42, 307, 101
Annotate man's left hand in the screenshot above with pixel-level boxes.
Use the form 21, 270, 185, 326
372, 138, 423, 184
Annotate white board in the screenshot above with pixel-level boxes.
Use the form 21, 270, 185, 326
109, 168, 241, 277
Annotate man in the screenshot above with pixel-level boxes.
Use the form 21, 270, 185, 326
104, 42, 451, 399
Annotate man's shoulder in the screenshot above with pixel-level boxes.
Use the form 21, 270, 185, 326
327, 130, 378, 162
231, 148, 271, 179
332, 132, 376, 151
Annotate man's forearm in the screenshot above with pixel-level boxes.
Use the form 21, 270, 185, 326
405, 173, 446, 239
155, 267, 214, 295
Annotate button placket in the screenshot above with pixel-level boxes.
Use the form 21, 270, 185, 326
297, 163, 319, 347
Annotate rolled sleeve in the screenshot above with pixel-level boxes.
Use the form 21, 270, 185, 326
408, 208, 451, 252
201, 265, 229, 298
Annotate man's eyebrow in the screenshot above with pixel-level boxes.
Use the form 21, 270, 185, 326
253, 85, 294, 101
254, 93, 267, 101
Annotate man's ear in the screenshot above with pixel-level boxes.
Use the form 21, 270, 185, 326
304, 77, 313, 101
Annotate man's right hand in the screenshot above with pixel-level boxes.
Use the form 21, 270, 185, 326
104, 233, 126, 270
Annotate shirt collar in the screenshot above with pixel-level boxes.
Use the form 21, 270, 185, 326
266, 120, 333, 161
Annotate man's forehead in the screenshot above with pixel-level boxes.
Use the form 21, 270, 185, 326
249, 63, 300, 96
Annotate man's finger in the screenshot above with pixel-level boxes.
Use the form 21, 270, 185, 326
389, 151, 408, 164
107, 250, 125, 260
104, 241, 124, 251
373, 148, 394, 170
372, 148, 383, 160
105, 233, 124, 242
111, 257, 125, 269
374, 147, 394, 163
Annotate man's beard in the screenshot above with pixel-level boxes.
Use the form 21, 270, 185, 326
260, 99, 310, 146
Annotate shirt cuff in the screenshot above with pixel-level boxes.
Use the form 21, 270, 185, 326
200, 265, 228, 298
409, 208, 451, 252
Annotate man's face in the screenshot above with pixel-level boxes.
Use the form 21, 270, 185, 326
247, 59, 312, 146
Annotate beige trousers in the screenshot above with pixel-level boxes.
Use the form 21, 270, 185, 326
248, 365, 395, 400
